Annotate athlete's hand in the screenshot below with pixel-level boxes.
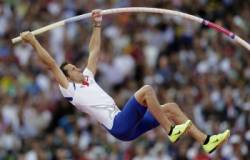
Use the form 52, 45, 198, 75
91, 9, 102, 27
20, 31, 37, 45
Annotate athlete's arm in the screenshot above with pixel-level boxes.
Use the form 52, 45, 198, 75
86, 9, 102, 75
20, 31, 69, 88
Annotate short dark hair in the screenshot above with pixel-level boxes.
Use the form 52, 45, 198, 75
60, 62, 69, 77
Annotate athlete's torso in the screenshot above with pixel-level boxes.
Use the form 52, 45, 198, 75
59, 68, 120, 129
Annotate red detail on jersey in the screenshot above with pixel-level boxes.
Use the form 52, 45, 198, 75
82, 76, 89, 86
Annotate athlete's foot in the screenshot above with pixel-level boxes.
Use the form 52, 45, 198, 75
168, 120, 192, 143
202, 129, 230, 154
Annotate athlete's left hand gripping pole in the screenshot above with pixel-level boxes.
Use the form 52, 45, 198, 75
12, 21, 65, 44
12, 12, 92, 44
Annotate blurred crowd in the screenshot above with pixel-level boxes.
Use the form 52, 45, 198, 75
0, 0, 250, 159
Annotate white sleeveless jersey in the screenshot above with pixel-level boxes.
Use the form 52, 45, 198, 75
59, 68, 120, 129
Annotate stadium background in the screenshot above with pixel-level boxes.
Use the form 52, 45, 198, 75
0, 0, 250, 159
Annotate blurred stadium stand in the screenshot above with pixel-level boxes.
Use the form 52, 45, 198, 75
0, 0, 250, 159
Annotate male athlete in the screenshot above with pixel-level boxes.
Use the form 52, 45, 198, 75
20, 9, 230, 153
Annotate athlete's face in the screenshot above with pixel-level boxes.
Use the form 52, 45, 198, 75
64, 64, 84, 83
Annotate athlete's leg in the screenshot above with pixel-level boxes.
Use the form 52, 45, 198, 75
161, 103, 206, 144
134, 85, 173, 133
134, 85, 192, 142
110, 85, 190, 142
124, 111, 159, 140
107, 96, 148, 141
161, 103, 230, 154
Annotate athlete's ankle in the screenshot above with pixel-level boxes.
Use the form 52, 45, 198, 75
168, 125, 175, 135
203, 135, 211, 145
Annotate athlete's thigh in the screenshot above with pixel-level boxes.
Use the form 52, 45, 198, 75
127, 111, 160, 140
109, 96, 148, 139
137, 111, 160, 132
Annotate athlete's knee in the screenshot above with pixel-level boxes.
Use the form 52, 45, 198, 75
142, 85, 155, 97
135, 85, 155, 103
162, 102, 181, 114
168, 102, 179, 108
137, 85, 153, 94
142, 85, 152, 90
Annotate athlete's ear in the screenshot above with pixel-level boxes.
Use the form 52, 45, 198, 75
60, 62, 69, 77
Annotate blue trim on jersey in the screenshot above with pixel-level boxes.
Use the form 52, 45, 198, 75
73, 83, 76, 90
107, 96, 159, 141
65, 97, 73, 101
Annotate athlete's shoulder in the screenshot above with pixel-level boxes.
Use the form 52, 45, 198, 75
83, 67, 94, 77
59, 82, 76, 97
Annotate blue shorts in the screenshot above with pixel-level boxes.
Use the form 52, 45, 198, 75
107, 96, 159, 141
